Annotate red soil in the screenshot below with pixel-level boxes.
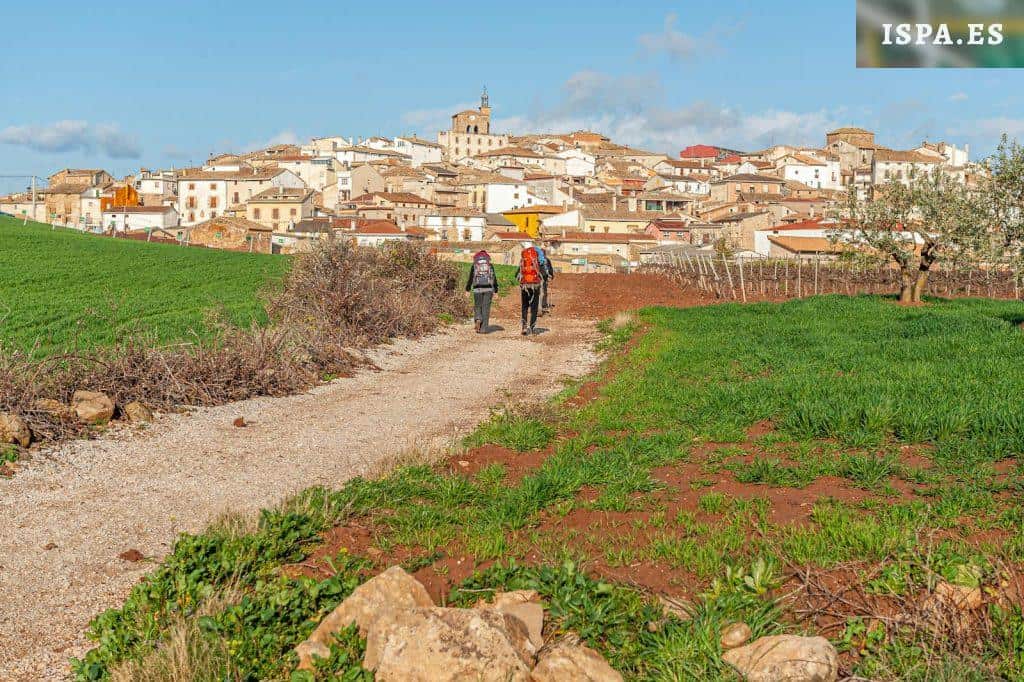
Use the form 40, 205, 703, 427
281, 272, 1020, 629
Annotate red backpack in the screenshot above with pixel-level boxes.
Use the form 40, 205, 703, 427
519, 247, 542, 286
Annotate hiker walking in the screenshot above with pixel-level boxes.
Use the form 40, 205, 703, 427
517, 241, 544, 335
537, 244, 554, 314
465, 249, 498, 333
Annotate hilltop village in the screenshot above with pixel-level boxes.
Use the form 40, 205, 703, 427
0, 89, 980, 270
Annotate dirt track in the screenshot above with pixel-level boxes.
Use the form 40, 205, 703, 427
0, 273, 687, 680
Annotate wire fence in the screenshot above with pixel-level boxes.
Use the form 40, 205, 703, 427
645, 251, 1024, 301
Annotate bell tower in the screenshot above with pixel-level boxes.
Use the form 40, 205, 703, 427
480, 85, 490, 116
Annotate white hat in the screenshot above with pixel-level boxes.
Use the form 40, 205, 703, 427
520, 240, 534, 249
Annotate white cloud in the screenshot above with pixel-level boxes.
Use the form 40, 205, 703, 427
949, 92, 969, 102
638, 13, 700, 60
490, 71, 839, 153
972, 117, 1024, 139
0, 120, 141, 159
637, 12, 738, 61
247, 129, 300, 151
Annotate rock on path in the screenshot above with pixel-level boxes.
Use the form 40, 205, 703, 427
0, 313, 598, 680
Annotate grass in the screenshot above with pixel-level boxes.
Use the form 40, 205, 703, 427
0, 216, 288, 355
75, 295, 1024, 680
0, 217, 516, 358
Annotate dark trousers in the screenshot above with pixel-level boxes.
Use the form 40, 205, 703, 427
473, 290, 493, 330
521, 286, 540, 328
541, 278, 550, 309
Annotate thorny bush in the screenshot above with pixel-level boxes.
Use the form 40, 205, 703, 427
0, 239, 469, 443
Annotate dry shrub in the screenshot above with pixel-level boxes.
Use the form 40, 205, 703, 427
0, 239, 469, 444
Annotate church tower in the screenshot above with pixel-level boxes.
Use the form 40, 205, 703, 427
480, 85, 490, 118
451, 88, 491, 135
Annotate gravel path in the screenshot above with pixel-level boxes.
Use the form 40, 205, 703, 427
0, 306, 599, 680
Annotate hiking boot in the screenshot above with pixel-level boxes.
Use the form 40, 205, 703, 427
530, 326, 538, 335
474, 319, 482, 333
521, 324, 529, 336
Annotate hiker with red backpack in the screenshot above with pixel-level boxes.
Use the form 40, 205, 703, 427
465, 250, 499, 333
517, 241, 544, 335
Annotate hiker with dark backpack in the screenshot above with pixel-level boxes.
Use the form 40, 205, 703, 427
537, 245, 554, 314
517, 241, 543, 335
465, 250, 498, 333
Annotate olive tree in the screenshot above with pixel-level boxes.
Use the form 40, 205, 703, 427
983, 135, 1024, 256
834, 171, 982, 303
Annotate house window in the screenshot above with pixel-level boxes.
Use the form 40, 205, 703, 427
233, 192, 239, 203
188, 213, 194, 222
188, 183, 195, 190
254, 208, 261, 219
209, 183, 216, 190
290, 208, 297, 216
209, 196, 218, 208
272, 208, 280, 219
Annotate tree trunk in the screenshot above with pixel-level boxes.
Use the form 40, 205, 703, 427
898, 269, 915, 303
911, 244, 938, 303
911, 268, 930, 302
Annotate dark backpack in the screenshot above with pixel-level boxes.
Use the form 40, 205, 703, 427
472, 257, 496, 289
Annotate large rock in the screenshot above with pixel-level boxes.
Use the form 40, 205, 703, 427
720, 622, 752, 650
530, 641, 622, 682
123, 401, 154, 423
295, 566, 432, 670
33, 398, 75, 420
923, 580, 984, 636
477, 590, 544, 650
364, 607, 535, 681
71, 391, 114, 424
722, 635, 838, 682
0, 413, 30, 447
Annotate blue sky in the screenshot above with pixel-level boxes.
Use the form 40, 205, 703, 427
2, 0, 1023, 185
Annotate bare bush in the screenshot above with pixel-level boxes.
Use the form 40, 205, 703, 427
0, 240, 469, 444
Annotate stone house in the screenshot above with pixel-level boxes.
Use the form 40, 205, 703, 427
709, 174, 785, 204
48, 168, 114, 188
182, 216, 273, 253
245, 187, 315, 231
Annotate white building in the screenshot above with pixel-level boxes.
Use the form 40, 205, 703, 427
79, 187, 105, 229
420, 210, 487, 241
915, 140, 969, 168
484, 181, 540, 213
135, 170, 178, 197
274, 155, 337, 191
655, 174, 710, 195
394, 136, 444, 167
777, 154, 841, 190
351, 221, 424, 247
556, 148, 596, 178
333, 145, 409, 165
871, 150, 940, 187
540, 209, 583, 234
102, 205, 179, 232
303, 136, 353, 155
176, 168, 304, 226
753, 218, 835, 256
